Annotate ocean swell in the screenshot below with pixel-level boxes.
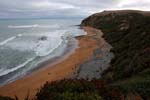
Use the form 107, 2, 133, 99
0, 34, 22, 46
0, 31, 70, 78
0, 57, 35, 77
8, 24, 60, 29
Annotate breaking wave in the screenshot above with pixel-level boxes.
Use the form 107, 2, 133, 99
0, 34, 22, 46
8, 24, 60, 29
0, 57, 36, 77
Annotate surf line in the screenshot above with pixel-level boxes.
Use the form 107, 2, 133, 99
0, 57, 36, 77
0, 34, 23, 46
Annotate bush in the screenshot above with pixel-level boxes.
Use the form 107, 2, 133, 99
0, 96, 15, 100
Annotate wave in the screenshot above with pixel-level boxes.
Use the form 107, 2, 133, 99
8, 24, 60, 29
31, 30, 68, 57
0, 57, 35, 77
0, 36, 16, 46
0, 34, 22, 46
0, 37, 67, 76
35, 36, 64, 57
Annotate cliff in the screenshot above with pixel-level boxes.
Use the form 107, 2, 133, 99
81, 10, 150, 98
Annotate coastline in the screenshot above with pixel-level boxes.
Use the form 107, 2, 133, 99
0, 26, 99, 99
0, 36, 78, 86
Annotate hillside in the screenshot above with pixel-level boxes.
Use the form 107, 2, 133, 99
0, 10, 150, 100
81, 10, 150, 98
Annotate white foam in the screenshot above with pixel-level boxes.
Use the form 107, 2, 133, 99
0, 34, 67, 76
0, 57, 35, 77
8, 24, 60, 29
4, 31, 68, 58
8, 24, 38, 28
23, 30, 66, 38
38, 24, 60, 28
0, 36, 16, 46
0, 34, 22, 46
33, 31, 69, 57
17, 34, 23, 37
34, 36, 64, 57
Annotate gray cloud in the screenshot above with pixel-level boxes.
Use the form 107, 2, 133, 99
0, 0, 149, 19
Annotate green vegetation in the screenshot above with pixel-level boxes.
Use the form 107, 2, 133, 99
82, 10, 150, 99
35, 80, 102, 100
112, 70, 150, 98
34, 79, 126, 100
0, 96, 15, 100
0, 10, 149, 100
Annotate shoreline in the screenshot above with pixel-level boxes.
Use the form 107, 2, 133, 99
0, 26, 99, 99
0, 36, 78, 86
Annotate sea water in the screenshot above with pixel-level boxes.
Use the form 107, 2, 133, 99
0, 18, 86, 85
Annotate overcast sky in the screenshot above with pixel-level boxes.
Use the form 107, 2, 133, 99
0, 0, 150, 19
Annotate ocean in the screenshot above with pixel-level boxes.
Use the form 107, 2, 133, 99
0, 18, 86, 86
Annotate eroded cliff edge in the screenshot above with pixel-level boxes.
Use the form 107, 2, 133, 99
81, 10, 150, 97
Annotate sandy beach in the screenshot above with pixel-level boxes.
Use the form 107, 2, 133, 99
0, 26, 100, 99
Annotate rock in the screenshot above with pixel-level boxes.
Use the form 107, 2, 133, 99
39, 36, 47, 41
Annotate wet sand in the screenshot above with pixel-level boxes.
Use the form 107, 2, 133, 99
0, 26, 99, 99
73, 27, 113, 80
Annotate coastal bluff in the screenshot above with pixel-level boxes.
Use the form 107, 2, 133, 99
0, 10, 150, 100
81, 10, 150, 98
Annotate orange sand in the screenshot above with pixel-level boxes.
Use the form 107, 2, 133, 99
0, 27, 100, 99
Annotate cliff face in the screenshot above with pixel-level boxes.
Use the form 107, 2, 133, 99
82, 10, 150, 97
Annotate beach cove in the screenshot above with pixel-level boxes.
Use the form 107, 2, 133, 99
0, 26, 113, 99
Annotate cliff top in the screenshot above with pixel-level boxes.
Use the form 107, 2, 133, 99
93, 10, 150, 16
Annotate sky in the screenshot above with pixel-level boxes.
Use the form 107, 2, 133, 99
0, 0, 150, 19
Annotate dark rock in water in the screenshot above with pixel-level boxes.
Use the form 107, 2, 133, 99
39, 36, 47, 41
